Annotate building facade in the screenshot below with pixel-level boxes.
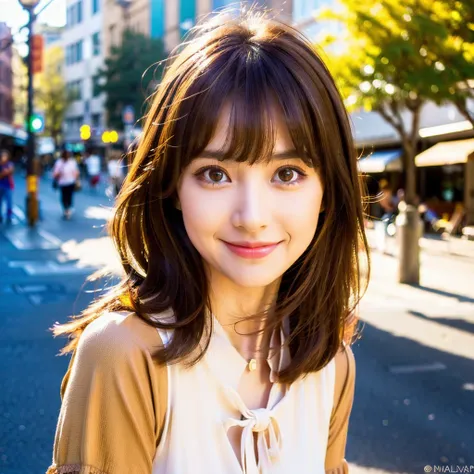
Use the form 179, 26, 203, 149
0, 23, 13, 128
102, 0, 293, 61
35, 23, 64, 48
62, 0, 105, 146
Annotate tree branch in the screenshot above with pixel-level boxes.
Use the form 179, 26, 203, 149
454, 101, 474, 127
375, 103, 406, 141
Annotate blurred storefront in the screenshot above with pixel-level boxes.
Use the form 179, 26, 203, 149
415, 138, 474, 226
357, 148, 403, 218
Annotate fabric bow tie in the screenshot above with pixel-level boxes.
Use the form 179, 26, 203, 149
223, 389, 283, 474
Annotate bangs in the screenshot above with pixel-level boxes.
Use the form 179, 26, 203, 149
171, 35, 322, 170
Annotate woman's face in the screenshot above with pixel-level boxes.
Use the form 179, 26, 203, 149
177, 105, 324, 289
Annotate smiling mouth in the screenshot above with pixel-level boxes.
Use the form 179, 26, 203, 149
221, 240, 282, 259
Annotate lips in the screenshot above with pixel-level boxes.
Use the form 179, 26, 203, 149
221, 240, 282, 259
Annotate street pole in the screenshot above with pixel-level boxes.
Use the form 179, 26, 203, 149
23, 3, 39, 226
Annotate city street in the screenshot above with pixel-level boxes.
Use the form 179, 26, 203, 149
0, 172, 473, 474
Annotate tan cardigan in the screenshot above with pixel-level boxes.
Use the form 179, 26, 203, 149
47, 312, 356, 474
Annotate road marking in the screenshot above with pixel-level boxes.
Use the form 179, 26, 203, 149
389, 362, 446, 374
38, 229, 63, 247
12, 205, 26, 222
4, 227, 62, 250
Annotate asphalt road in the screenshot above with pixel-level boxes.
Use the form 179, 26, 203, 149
0, 172, 473, 474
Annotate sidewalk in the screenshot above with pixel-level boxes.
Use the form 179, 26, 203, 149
360, 234, 474, 365
365, 227, 474, 259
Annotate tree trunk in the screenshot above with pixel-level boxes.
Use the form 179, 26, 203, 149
375, 103, 422, 284
397, 110, 422, 285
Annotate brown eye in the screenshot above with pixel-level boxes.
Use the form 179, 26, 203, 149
273, 166, 307, 186
277, 168, 295, 182
208, 169, 225, 182
194, 166, 230, 185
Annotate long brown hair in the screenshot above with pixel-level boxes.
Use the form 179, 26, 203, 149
53, 9, 369, 384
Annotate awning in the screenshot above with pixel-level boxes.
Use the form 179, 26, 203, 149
415, 138, 474, 167
0, 121, 15, 137
358, 149, 402, 173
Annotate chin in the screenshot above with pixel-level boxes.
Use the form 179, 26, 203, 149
222, 269, 284, 289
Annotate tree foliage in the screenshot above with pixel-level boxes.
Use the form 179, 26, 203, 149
97, 30, 166, 130
318, 0, 474, 202
12, 47, 28, 128
34, 46, 73, 147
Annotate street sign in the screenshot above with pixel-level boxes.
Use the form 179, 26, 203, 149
31, 34, 44, 74
122, 105, 135, 125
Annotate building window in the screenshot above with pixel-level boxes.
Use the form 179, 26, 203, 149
92, 0, 99, 14
77, 0, 83, 23
76, 80, 83, 100
92, 75, 101, 97
67, 80, 83, 101
65, 40, 84, 65
76, 40, 83, 62
92, 113, 101, 129
66, 1, 84, 27
65, 44, 71, 65
92, 32, 100, 56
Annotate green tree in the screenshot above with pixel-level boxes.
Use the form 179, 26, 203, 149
318, 0, 474, 283
34, 45, 73, 148
98, 30, 166, 130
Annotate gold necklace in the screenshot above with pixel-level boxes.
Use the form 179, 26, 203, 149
248, 358, 258, 372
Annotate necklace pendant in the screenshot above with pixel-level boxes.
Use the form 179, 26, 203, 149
248, 358, 257, 372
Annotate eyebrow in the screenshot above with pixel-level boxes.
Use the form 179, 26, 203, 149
197, 149, 305, 161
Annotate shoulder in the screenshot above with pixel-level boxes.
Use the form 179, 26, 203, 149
77, 311, 165, 364
334, 343, 355, 379
332, 343, 356, 411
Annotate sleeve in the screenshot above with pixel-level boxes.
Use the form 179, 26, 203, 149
325, 343, 356, 474
46, 313, 168, 474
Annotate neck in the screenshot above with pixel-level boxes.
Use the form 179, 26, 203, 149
208, 271, 281, 361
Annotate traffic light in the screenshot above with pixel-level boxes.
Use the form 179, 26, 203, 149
31, 34, 44, 75
101, 130, 119, 143
80, 124, 91, 140
109, 130, 119, 143
29, 113, 45, 133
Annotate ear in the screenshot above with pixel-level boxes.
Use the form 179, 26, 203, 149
174, 198, 182, 211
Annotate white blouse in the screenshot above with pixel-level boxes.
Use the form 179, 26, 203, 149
53, 159, 78, 186
152, 314, 336, 474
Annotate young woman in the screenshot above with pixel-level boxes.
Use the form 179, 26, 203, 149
47, 10, 369, 474
52, 150, 79, 220
0, 149, 15, 224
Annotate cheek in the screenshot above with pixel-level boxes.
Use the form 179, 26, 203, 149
279, 185, 323, 238
177, 180, 224, 241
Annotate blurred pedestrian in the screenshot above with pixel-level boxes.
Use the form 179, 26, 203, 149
84, 149, 101, 192
48, 11, 366, 474
374, 179, 395, 253
0, 149, 14, 224
53, 150, 79, 220
107, 152, 125, 197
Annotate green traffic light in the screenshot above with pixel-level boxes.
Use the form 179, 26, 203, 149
29, 114, 44, 133
31, 118, 42, 131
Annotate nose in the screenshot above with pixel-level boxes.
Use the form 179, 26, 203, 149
231, 178, 269, 233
